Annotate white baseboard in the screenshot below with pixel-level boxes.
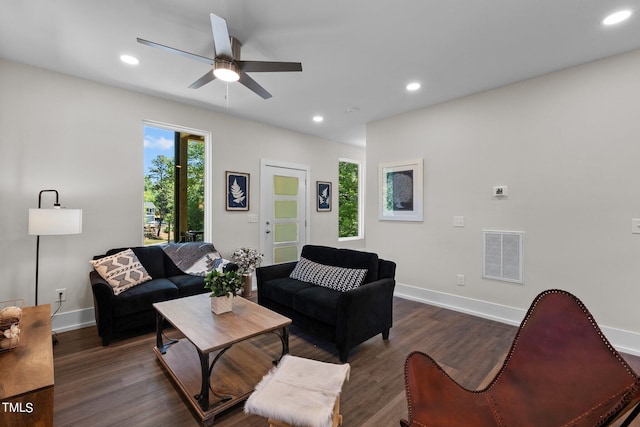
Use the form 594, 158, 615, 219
51, 307, 96, 333
49, 285, 640, 357
394, 282, 640, 357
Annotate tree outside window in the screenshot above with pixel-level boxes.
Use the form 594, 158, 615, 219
146, 154, 174, 242
338, 160, 361, 239
186, 141, 205, 233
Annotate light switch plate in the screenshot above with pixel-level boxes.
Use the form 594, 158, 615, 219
248, 214, 258, 223
632, 219, 640, 234
453, 216, 464, 227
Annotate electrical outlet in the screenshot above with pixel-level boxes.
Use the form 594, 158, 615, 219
457, 274, 465, 286
56, 288, 66, 302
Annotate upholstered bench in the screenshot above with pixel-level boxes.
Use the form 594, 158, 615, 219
245, 355, 350, 427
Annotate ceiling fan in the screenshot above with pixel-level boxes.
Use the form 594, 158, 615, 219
137, 13, 302, 99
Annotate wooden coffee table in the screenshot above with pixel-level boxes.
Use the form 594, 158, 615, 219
153, 293, 291, 426
0, 304, 54, 427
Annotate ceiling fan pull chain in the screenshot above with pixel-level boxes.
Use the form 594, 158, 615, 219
226, 83, 229, 109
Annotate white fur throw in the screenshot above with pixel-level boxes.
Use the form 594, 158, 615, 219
245, 355, 350, 427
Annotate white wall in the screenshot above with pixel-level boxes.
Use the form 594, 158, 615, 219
0, 59, 364, 331
366, 49, 640, 353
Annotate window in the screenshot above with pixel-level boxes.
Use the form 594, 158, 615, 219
338, 159, 363, 239
143, 124, 207, 245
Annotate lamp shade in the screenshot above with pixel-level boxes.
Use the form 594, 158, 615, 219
28, 208, 83, 235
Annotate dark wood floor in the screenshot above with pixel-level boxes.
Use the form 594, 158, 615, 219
52, 296, 640, 426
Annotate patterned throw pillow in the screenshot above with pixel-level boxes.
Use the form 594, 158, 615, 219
90, 249, 152, 295
289, 257, 368, 292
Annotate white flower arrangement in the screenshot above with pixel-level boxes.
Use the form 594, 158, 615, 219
232, 247, 264, 274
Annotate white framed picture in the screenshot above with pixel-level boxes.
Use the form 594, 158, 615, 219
379, 158, 424, 221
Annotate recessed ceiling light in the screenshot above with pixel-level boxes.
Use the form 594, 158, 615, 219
602, 9, 632, 26
313, 116, 324, 123
406, 82, 421, 91
120, 54, 139, 65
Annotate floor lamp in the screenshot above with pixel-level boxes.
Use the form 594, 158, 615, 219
28, 189, 83, 306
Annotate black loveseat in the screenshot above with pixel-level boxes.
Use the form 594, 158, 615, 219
90, 244, 235, 345
256, 245, 396, 362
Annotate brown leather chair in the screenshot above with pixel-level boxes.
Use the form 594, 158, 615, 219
401, 289, 640, 427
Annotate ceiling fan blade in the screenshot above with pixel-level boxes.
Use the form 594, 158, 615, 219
137, 38, 214, 65
210, 14, 233, 59
188, 70, 216, 89
238, 61, 303, 73
238, 73, 272, 99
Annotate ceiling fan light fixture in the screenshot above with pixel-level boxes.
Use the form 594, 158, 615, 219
213, 61, 240, 82
138, 13, 301, 98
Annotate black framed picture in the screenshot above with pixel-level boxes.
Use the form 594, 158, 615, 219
226, 171, 249, 211
317, 181, 331, 212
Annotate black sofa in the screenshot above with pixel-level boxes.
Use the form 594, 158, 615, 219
90, 245, 235, 345
256, 245, 396, 362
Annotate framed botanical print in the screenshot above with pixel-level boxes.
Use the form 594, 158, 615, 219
226, 171, 249, 211
317, 181, 331, 211
379, 158, 424, 221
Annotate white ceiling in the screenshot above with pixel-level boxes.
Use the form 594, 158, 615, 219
1, 0, 639, 147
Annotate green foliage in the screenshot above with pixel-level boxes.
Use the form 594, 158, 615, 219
186, 141, 205, 232
144, 138, 205, 241
204, 270, 244, 298
146, 155, 174, 238
338, 161, 360, 238
143, 175, 154, 204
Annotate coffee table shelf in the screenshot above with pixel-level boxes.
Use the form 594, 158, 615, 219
153, 294, 291, 426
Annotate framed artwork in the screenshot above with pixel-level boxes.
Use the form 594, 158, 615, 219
226, 171, 249, 211
379, 158, 424, 221
316, 181, 331, 211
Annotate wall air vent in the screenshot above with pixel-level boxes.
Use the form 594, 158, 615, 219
483, 230, 524, 284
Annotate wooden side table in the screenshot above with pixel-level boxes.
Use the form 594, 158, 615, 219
0, 304, 54, 427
